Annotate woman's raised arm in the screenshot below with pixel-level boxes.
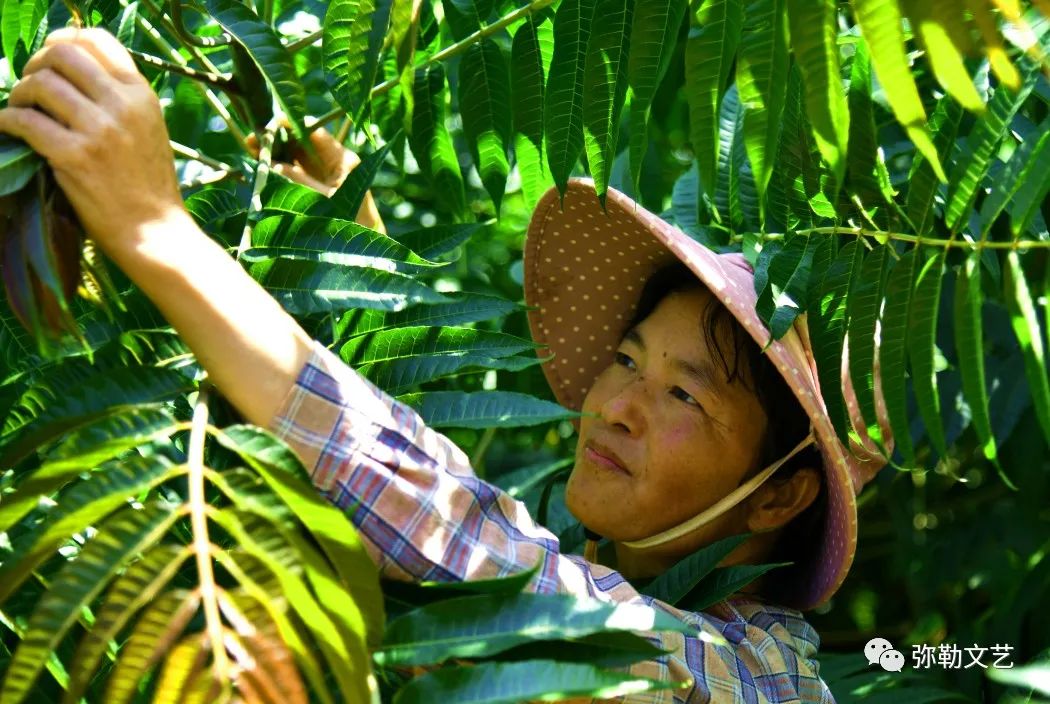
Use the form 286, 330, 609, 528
0, 27, 325, 427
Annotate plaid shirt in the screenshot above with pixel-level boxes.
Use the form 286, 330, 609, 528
269, 339, 838, 704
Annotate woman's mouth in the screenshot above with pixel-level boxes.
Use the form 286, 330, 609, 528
584, 444, 630, 475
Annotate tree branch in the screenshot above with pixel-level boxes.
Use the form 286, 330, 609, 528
751, 227, 1050, 250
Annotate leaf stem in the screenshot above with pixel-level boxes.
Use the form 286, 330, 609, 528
238, 116, 280, 256
187, 383, 229, 676
754, 227, 1050, 250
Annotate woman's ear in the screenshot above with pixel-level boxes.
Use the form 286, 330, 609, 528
745, 467, 822, 533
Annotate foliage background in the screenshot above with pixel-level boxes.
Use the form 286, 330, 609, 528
0, 0, 1048, 701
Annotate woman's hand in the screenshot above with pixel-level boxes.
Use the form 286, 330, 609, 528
255, 126, 387, 233
0, 27, 183, 258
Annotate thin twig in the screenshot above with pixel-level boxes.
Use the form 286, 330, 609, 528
761, 226, 1050, 250
307, 0, 556, 134
130, 48, 236, 90
238, 115, 280, 257
169, 0, 231, 46
285, 28, 322, 53
170, 140, 236, 172
128, 0, 249, 147
372, 0, 556, 98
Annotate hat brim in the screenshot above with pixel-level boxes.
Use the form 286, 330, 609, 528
524, 179, 885, 611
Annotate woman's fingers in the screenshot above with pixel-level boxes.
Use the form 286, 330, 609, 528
273, 162, 334, 196
8, 68, 100, 131
43, 27, 140, 83
22, 40, 115, 102
0, 106, 76, 163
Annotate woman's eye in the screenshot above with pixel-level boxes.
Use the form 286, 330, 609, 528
671, 386, 702, 407
613, 351, 635, 370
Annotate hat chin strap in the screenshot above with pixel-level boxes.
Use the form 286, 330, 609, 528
618, 424, 817, 550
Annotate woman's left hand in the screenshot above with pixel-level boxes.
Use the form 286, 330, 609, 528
248, 126, 387, 234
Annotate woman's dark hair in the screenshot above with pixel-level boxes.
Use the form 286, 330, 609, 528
624, 260, 827, 603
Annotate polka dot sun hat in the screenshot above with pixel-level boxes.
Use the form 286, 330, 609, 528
523, 179, 895, 611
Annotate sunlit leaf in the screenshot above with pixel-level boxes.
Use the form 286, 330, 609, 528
582, 0, 633, 202
685, 0, 742, 196
545, 0, 594, 193
786, 0, 849, 184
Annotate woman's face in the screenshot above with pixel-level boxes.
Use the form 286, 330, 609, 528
567, 286, 770, 544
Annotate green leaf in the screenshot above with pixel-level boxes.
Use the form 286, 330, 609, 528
335, 292, 522, 341
852, 0, 944, 182
313, 141, 393, 221
0, 136, 42, 197
393, 223, 482, 260
626, 0, 689, 192
714, 85, 745, 227
249, 258, 446, 315
786, 0, 849, 184
204, 0, 310, 140
905, 95, 963, 235
641, 532, 751, 604
685, 0, 743, 196
64, 544, 191, 704
544, 0, 594, 193
249, 215, 443, 274
979, 124, 1049, 236
339, 326, 544, 392
261, 176, 326, 215
809, 239, 863, 451
846, 245, 891, 450
395, 390, 581, 428
755, 233, 820, 341
104, 589, 202, 704
408, 65, 467, 219
382, 566, 539, 609
846, 39, 883, 203
1004, 251, 1050, 447
878, 248, 921, 466
511, 16, 555, 210
0, 367, 193, 469
184, 187, 245, 229
945, 66, 1039, 232
483, 631, 671, 669
679, 562, 792, 611
340, 326, 540, 365
900, 0, 984, 112
582, 0, 633, 202
1007, 134, 1050, 238
0, 455, 182, 601
735, 0, 788, 219
953, 254, 1010, 483
0, 407, 178, 533
321, 0, 391, 127
392, 660, 685, 704
906, 251, 948, 460
374, 592, 693, 666
0, 503, 179, 704
215, 425, 386, 645
208, 509, 373, 704
458, 40, 513, 213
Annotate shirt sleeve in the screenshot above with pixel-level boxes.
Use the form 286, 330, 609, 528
267, 338, 837, 704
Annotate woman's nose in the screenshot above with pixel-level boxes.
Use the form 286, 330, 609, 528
599, 376, 650, 433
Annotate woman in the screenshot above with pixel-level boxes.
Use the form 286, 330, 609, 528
0, 28, 894, 703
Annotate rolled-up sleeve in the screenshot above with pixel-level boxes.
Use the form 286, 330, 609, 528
267, 338, 836, 703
